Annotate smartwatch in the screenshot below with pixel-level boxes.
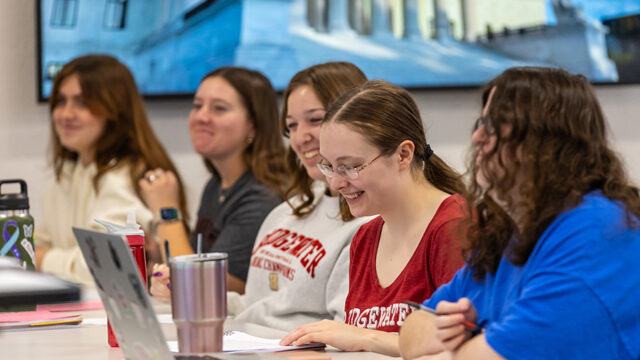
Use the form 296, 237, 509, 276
159, 207, 180, 222
152, 207, 181, 235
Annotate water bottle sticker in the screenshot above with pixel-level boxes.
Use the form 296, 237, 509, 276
1, 220, 21, 259
22, 224, 33, 238
21, 238, 35, 263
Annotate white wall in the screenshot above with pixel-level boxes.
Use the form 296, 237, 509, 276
2, 2, 639, 222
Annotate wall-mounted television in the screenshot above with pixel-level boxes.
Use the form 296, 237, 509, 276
37, 0, 640, 101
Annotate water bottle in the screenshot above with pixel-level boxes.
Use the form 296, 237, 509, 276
0, 179, 36, 312
0, 179, 35, 271
95, 211, 147, 347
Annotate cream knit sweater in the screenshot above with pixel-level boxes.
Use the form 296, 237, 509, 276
36, 161, 152, 286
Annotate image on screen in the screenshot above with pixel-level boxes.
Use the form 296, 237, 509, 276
37, 0, 640, 100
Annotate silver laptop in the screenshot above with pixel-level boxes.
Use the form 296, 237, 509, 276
73, 228, 307, 360
73, 227, 177, 360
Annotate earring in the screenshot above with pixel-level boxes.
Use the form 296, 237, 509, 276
247, 136, 254, 144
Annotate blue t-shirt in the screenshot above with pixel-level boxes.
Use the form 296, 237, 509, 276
425, 192, 640, 359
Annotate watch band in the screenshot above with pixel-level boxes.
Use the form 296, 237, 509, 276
151, 207, 181, 236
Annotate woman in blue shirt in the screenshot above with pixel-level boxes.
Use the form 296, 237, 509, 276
399, 67, 640, 360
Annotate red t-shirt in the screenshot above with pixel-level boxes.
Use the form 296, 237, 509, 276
344, 194, 467, 333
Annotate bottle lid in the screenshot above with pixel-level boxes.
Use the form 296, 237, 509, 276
94, 210, 144, 236
0, 179, 30, 211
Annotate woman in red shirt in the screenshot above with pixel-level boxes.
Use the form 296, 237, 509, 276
280, 80, 468, 356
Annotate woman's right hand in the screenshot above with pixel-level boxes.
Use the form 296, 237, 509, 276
150, 263, 171, 303
139, 168, 180, 213
433, 298, 478, 351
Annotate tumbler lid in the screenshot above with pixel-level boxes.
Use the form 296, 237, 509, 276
0, 179, 29, 211
170, 253, 228, 265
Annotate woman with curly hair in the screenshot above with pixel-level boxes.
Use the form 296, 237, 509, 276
399, 67, 640, 360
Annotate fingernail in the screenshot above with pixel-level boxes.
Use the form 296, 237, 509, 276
152, 272, 163, 277
167, 283, 171, 289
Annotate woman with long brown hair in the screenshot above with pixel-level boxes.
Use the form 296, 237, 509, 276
35, 54, 188, 286
230, 62, 374, 329
150, 62, 374, 329
399, 67, 640, 360
143, 67, 288, 294
280, 80, 467, 356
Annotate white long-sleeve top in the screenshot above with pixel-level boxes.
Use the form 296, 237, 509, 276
36, 161, 153, 286
232, 182, 374, 331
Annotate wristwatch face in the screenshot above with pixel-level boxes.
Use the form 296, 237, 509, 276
160, 208, 179, 221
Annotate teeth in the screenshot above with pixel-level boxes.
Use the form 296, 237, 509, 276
304, 150, 319, 159
343, 192, 361, 200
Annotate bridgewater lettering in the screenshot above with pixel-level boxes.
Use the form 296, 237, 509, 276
252, 228, 327, 278
346, 303, 414, 329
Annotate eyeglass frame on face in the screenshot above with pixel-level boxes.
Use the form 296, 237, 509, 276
316, 153, 383, 180
473, 115, 495, 135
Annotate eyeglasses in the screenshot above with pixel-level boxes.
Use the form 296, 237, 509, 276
473, 115, 495, 135
316, 153, 383, 180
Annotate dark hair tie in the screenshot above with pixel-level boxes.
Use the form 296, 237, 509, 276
424, 144, 434, 160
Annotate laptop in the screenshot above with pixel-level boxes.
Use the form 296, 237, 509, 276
73, 228, 315, 360
73, 227, 180, 360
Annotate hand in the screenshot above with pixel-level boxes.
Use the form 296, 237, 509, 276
433, 298, 478, 351
139, 169, 180, 213
35, 245, 50, 270
149, 263, 171, 303
279, 320, 367, 352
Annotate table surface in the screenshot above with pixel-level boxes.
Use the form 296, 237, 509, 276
0, 293, 399, 360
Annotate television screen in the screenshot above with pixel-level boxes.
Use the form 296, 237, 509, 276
37, 0, 640, 101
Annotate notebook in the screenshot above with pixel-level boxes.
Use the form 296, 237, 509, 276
72, 228, 324, 360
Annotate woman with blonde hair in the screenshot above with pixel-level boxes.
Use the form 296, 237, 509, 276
143, 67, 288, 294
35, 54, 188, 286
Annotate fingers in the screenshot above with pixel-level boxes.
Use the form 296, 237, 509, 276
144, 168, 165, 184
139, 169, 180, 212
150, 264, 171, 303
435, 299, 470, 315
280, 326, 308, 345
279, 323, 320, 346
440, 331, 467, 351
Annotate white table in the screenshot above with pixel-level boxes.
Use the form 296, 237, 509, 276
0, 296, 399, 359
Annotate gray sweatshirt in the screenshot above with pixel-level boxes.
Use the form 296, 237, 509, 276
232, 182, 374, 331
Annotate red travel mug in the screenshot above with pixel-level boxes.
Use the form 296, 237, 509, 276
107, 233, 147, 347
95, 212, 147, 348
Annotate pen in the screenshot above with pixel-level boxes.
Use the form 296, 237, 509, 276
164, 239, 171, 262
403, 300, 482, 333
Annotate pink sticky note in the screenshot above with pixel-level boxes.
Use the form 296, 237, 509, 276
0, 310, 78, 323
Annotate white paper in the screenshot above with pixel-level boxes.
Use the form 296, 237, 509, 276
167, 330, 324, 353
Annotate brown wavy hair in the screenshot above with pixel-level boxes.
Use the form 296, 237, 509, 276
200, 67, 289, 199
465, 67, 640, 279
281, 62, 368, 220
323, 80, 465, 196
49, 54, 189, 225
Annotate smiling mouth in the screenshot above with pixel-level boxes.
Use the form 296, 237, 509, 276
342, 191, 363, 200
303, 150, 319, 159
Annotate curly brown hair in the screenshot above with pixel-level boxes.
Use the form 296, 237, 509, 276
465, 67, 640, 279
281, 62, 368, 220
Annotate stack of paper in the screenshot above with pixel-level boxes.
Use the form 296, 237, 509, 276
167, 330, 325, 353
0, 310, 82, 331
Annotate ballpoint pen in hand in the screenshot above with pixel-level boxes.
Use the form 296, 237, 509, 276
404, 300, 483, 333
